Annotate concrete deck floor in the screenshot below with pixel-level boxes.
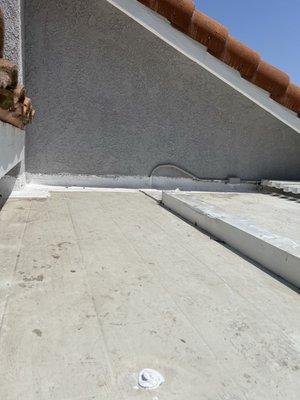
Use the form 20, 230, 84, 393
0, 191, 299, 399
187, 191, 300, 243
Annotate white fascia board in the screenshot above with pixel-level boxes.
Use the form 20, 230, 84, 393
0, 121, 24, 179
106, 0, 300, 134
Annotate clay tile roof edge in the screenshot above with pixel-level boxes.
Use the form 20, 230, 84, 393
137, 0, 300, 120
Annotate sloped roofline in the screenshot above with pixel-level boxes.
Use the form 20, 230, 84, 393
107, 0, 300, 133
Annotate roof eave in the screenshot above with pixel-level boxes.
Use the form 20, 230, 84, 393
107, 0, 300, 134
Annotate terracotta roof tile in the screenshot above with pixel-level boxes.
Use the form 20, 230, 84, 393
157, 0, 195, 31
0, 8, 34, 129
138, 0, 300, 117
189, 10, 228, 57
251, 61, 290, 99
221, 37, 260, 80
278, 83, 300, 114
0, 59, 18, 89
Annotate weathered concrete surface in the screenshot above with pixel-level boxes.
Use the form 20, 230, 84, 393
187, 191, 300, 243
0, 191, 299, 399
24, 0, 300, 180
162, 191, 300, 287
263, 180, 300, 195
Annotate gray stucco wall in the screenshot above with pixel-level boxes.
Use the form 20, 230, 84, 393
1, 0, 25, 185
24, 0, 300, 180
0, 0, 23, 81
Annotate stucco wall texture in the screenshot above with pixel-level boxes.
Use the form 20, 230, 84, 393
0, 0, 23, 81
24, 0, 300, 180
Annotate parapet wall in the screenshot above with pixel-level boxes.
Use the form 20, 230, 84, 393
19, 0, 300, 180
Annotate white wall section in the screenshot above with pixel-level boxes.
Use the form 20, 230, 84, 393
0, 121, 24, 179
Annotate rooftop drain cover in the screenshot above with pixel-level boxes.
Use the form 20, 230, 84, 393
138, 368, 165, 390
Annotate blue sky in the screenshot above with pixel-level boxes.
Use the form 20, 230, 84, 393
195, 0, 300, 84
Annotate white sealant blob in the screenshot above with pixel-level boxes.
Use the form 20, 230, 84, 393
138, 369, 165, 390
